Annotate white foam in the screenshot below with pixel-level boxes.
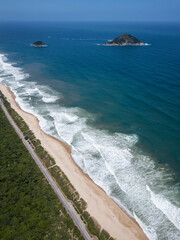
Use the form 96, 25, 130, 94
37, 87, 61, 103
0, 54, 61, 106
147, 185, 180, 231
134, 212, 158, 240
31, 43, 48, 47
0, 54, 29, 85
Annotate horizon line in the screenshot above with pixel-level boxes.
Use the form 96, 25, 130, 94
0, 20, 180, 24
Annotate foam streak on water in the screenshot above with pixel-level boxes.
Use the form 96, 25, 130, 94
0, 53, 180, 240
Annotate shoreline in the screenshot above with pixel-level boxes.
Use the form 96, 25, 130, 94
102, 42, 150, 46
0, 82, 148, 240
102, 44, 146, 46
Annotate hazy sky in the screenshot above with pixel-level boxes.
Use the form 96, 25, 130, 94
0, 0, 179, 22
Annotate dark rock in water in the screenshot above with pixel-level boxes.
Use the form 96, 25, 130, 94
32, 41, 47, 47
104, 34, 145, 46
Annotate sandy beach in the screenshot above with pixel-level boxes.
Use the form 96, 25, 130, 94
0, 82, 148, 240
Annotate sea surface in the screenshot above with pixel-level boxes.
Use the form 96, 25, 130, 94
0, 22, 180, 239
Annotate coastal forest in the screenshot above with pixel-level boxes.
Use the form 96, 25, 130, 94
0, 106, 84, 240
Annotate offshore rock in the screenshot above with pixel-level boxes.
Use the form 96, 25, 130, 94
32, 41, 47, 47
104, 33, 145, 46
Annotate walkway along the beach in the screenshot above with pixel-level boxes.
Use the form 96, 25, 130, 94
0, 98, 93, 240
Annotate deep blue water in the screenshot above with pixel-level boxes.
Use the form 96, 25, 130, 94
0, 22, 180, 239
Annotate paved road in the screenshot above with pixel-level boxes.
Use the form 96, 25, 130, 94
0, 98, 93, 240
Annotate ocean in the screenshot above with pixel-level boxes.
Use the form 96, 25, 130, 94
0, 21, 180, 239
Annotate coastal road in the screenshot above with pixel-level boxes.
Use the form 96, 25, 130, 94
0, 98, 93, 240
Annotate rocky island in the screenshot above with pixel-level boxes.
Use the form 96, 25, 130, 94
104, 33, 145, 46
32, 41, 47, 47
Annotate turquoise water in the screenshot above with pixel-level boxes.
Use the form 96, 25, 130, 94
0, 22, 180, 239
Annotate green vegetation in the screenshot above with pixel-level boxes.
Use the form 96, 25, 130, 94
99, 230, 110, 240
81, 211, 101, 238
35, 146, 56, 168
0, 91, 115, 240
49, 166, 87, 214
0, 106, 84, 240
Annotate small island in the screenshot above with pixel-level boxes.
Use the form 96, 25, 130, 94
104, 33, 145, 46
32, 41, 47, 47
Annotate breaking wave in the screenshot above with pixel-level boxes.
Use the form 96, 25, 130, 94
0, 53, 180, 239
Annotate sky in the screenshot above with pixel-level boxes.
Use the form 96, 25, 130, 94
0, 0, 180, 22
